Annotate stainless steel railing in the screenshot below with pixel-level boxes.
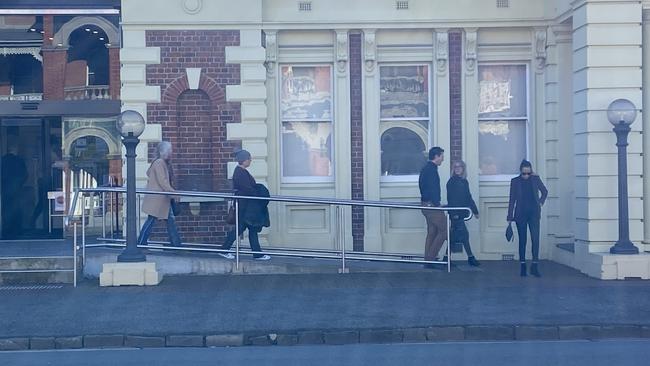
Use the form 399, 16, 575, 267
66, 187, 473, 274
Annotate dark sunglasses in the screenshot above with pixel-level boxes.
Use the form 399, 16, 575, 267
521, 172, 531, 176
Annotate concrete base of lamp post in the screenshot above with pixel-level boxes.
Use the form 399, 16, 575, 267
99, 262, 162, 286
579, 252, 650, 280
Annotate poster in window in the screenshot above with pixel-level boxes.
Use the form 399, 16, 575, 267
478, 120, 526, 175
478, 65, 527, 119
281, 66, 332, 120
380, 66, 429, 119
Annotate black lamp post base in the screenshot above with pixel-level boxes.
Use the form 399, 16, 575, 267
117, 250, 147, 263
609, 239, 640, 255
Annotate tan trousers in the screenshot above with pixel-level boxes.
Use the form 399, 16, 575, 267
422, 208, 448, 261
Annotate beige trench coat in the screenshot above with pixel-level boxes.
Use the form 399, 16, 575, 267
141, 159, 175, 219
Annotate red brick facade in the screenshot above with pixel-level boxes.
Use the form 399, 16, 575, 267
145, 30, 241, 243
108, 47, 120, 100
349, 32, 365, 251
449, 30, 463, 163
42, 49, 67, 100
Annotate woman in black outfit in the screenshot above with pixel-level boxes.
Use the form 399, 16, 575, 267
219, 150, 271, 261
446, 160, 481, 267
507, 160, 548, 277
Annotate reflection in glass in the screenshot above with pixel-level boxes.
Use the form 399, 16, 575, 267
478, 65, 527, 119
478, 120, 526, 175
281, 66, 332, 120
282, 122, 332, 177
380, 65, 429, 119
380, 126, 427, 176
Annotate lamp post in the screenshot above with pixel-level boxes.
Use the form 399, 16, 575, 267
116, 110, 146, 262
607, 99, 639, 255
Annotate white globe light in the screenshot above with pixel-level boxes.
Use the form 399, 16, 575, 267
607, 99, 637, 126
116, 110, 145, 137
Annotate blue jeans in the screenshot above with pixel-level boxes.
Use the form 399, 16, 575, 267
137, 209, 182, 247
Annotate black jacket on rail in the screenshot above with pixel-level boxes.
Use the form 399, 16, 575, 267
446, 175, 479, 220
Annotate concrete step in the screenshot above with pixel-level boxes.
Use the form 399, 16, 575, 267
0, 257, 76, 285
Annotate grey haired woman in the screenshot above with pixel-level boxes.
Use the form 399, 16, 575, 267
137, 141, 182, 247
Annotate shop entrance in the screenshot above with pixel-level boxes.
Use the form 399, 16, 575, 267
0, 118, 63, 240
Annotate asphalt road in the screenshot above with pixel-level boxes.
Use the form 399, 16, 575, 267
1, 340, 648, 366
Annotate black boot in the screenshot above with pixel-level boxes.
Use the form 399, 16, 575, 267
468, 256, 481, 267
520, 262, 527, 277
531, 262, 541, 277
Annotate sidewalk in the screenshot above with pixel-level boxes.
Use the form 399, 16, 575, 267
1, 259, 650, 349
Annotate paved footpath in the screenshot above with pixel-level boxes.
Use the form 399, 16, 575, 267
1, 260, 650, 350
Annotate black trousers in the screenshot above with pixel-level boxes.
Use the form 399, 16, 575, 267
222, 223, 264, 258
515, 215, 540, 262
450, 219, 474, 257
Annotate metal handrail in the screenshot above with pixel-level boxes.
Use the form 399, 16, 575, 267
67, 186, 473, 276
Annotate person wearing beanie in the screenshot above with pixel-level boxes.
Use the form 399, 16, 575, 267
507, 159, 548, 277
220, 150, 271, 261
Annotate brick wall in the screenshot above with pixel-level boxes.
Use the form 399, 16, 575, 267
145, 30, 241, 244
108, 47, 120, 99
42, 49, 66, 100
349, 32, 365, 251
449, 30, 463, 163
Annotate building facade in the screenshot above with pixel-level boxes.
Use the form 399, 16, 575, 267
126, 0, 647, 278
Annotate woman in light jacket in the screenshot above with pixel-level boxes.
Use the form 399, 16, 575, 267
446, 160, 480, 266
137, 141, 182, 247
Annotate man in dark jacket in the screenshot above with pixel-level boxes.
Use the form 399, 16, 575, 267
418, 146, 447, 266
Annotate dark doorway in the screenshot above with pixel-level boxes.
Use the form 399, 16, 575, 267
0, 118, 63, 240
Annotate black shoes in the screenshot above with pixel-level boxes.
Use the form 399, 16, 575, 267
531, 262, 541, 277
520, 263, 527, 277
468, 256, 481, 267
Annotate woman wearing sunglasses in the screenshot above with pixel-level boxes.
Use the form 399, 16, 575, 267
507, 160, 548, 277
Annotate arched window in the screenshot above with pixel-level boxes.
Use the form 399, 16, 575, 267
380, 127, 427, 176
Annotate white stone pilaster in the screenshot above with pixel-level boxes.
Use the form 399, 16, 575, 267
225, 29, 268, 184
572, 0, 645, 279
643, 8, 650, 247
434, 29, 451, 188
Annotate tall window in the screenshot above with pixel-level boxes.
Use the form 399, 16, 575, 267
379, 65, 430, 180
280, 65, 333, 182
478, 64, 528, 179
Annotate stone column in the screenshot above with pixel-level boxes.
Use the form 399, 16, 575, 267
572, 0, 644, 278
434, 29, 450, 187
643, 8, 650, 247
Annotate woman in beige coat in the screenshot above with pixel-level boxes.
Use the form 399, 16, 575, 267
137, 141, 182, 247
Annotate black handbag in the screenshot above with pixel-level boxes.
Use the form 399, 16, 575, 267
171, 199, 181, 216
505, 222, 514, 242
226, 204, 236, 225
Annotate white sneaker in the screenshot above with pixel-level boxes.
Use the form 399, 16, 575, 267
254, 255, 271, 261
219, 253, 235, 260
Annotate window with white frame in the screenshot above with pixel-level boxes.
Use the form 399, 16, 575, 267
477, 64, 528, 179
379, 64, 430, 180
280, 65, 333, 182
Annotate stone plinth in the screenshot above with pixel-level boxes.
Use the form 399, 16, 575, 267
99, 262, 162, 286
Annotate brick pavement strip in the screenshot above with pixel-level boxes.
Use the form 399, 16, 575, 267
298, 331, 324, 345
166, 335, 204, 347
29, 337, 55, 350
55, 336, 82, 349
465, 326, 515, 341
515, 326, 559, 340
402, 328, 427, 343
205, 334, 244, 347
323, 331, 359, 345
276, 334, 298, 346
359, 330, 403, 344
426, 327, 464, 341
600, 325, 642, 339
558, 325, 601, 340
0, 338, 29, 351
124, 336, 165, 348
83, 335, 124, 348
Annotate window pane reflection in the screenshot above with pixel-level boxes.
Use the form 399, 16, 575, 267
478, 120, 526, 175
380, 124, 428, 176
282, 121, 332, 177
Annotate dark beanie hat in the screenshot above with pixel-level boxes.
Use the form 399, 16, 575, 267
234, 149, 251, 163
520, 159, 532, 170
